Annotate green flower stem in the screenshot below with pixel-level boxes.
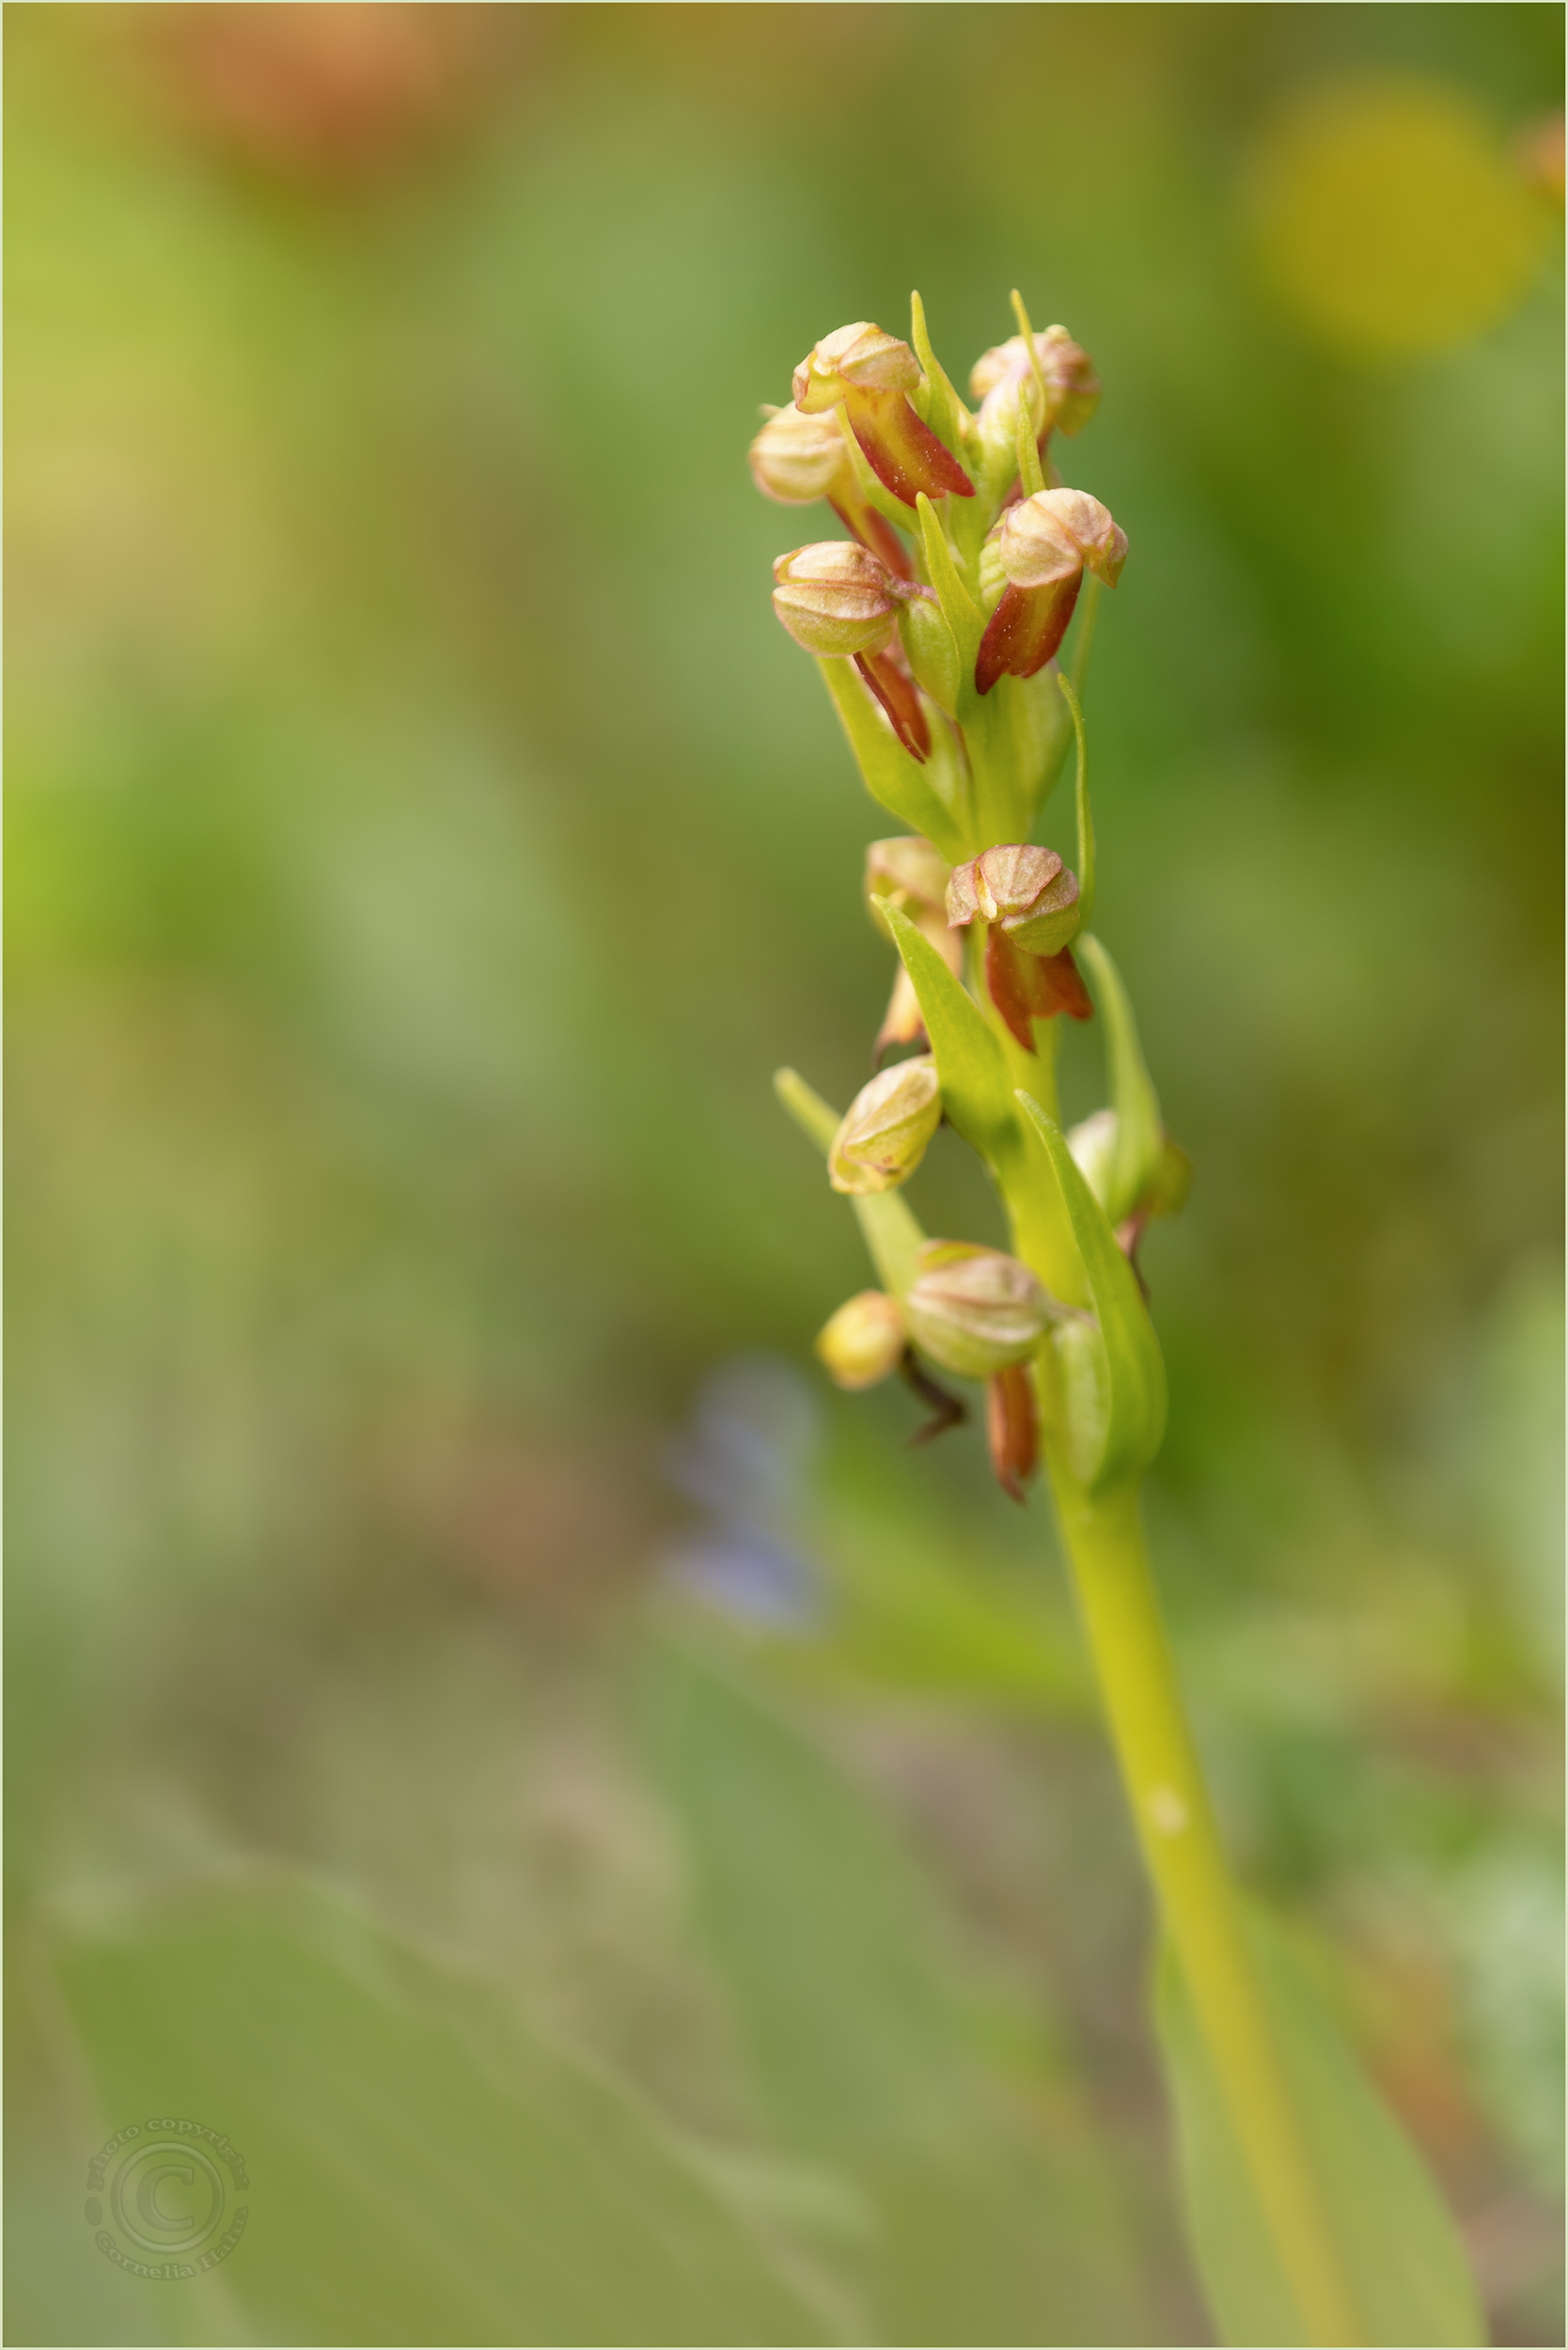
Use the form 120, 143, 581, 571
1044, 1465, 1365, 2349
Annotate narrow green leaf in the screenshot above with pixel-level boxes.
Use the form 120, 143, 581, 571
48, 1879, 836, 2348
1015, 1091, 1166, 1489
885, 907, 1016, 1161
908, 290, 970, 466
915, 492, 981, 668
818, 659, 968, 865
774, 1066, 927, 1300
1157, 1913, 1486, 2350
1015, 396, 1045, 499
1075, 936, 1163, 1227
1057, 672, 1094, 931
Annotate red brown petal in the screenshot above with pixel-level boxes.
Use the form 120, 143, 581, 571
873, 965, 927, 1063
984, 924, 1042, 1051
986, 1363, 1039, 1502
855, 650, 931, 763
847, 386, 974, 507
985, 929, 1094, 1043
974, 571, 1083, 696
1027, 945, 1094, 1022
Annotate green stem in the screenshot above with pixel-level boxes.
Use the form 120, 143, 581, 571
1044, 1466, 1365, 2348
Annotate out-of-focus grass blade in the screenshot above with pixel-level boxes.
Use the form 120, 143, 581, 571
1157, 1913, 1487, 2349
48, 1878, 839, 2348
642, 1644, 1152, 2347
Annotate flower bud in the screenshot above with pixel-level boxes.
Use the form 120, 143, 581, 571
793, 321, 923, 407
1067, 1107, 1120, 1210
814, 1290, 907, 1390
904, 1241, 1054, 1379
828, 1056, 942, 1195
974, 489, 1126, 696
772, 540, 899, 659
999, 489, 1127, 592
791, 321, 973, 509
865, 835, 951, 929
865, 838, 961, 1058
1070, 1110, 1193, 1235
946, 843, 1081, 958
748, 403, 850, 504
970, 326, 1101, 441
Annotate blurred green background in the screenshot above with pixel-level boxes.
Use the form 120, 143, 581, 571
7, 6, 1562, 2343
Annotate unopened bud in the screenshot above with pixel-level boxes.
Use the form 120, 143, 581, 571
946, 843, 1080, 959
999, 489, 1126, 591
772, 540, 898, 658
970, 326, 1101, 441
793, 321, 922, 408
1069, 1109, 1194, 1229
905, 1241, 1055, 1379
828, 1056, 942, 1195
815, 1290, 908, 1389
865, 836, 951, 933
749, 403, 850, 504
791, 320, 973, 509
1067, 1107, 1120, 1210
865, 838, 961, 1058
975, 488, 1126, 694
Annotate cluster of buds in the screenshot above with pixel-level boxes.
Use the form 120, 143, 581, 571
757, 294, 1187, 1502
815, 1241, 1063, 1500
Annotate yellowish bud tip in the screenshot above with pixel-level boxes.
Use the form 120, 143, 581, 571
792, 321, 922, 413
748, 403, 848, 504
999, 489, 1127, 590
771, 540, 900, 658
828, 1056, 942, 1194
814, 1290, 907, 1389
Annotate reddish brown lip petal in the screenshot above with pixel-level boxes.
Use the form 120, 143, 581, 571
847, 386, 974, 507
855, 650, 931, 762
1028, 944, 1094, 1022
986, 1363, 1039, 1501
985, 925, 1042, 1051
974, 571, 1083, 695
985, 930, 1094, 1045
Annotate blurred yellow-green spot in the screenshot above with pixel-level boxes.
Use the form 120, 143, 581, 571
1248, 77, 1547, 356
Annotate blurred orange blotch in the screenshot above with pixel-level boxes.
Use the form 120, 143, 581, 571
1516, 111, 1566, 212
154, 2, 500, 185
1247, 76, 1547, 357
